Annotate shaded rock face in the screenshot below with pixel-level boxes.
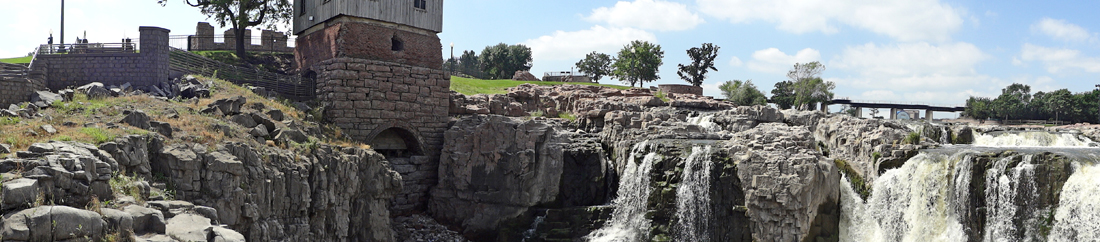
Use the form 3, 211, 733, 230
814, 115, 919, 183
448, 84, 733, 118
955, 151, 1075, 242
731, 123, 841, 242
429, 115, 565, 240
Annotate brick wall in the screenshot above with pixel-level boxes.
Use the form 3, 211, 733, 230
0, 77, 46, 107
295, 18, 443, 72
34, 26, 170, 90
314, 57, 450, 214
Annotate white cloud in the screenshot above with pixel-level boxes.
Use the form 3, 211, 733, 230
522, 26, 657, 62
830, 42, 989, 90
728, 56, 743, 67
696, 0, 964, 42
1032, 18, 1096, 42
1019, 44, 1100, 74
588, 0, 705, 31
860, 90, 897, 100
746, 48, 821, 74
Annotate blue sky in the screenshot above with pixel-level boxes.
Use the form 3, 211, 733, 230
4, 0, 1100, 109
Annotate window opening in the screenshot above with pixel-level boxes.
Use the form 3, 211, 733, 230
391, 36, 404, 51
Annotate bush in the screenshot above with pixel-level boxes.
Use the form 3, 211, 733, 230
905, 132, 921, 144
0, 117, 20, 125
81, 128, 114, 144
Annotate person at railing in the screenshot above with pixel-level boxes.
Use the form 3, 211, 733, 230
47, 33, 54, 54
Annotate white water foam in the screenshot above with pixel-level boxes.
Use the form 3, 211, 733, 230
973, 132, 1098, 147
674, 145, 713, 241
840, 152, 968, 242
984, 156, 1041, 242
586, 141, 659, 242
1049, 163, 1100, 242
687, 114, 720, 132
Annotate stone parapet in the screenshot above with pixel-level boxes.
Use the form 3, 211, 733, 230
658, 84, 703, 96
0, 77, 46, 107
35, 26, 170, 90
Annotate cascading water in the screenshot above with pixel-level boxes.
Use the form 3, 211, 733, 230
973, 132, 1099, 147
586, 141, 659, 242
1049, 162, 1100, 242
839, 152, 968, 242
984, 156, 1041, 242
841, 131, 1100, 242
674, 145, 714, 241
687, 114, 719, 132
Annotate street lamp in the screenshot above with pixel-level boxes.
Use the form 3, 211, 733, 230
449, 42, 455, 76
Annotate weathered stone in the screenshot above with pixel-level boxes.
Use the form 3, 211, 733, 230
230, 114, 258, 128
30, 90, 63, 106
150, 121, 173, 138
265, 109, 285, 121
101, 208, 134, 234
1, 178, 38, 210
0, 143, 10, 154
121, 110, 152, 130
76, 82, 114, 99
273, 128, 309, 144
207, 96, 246, 116
124, 205, 166, 234
166, 213, 212, 241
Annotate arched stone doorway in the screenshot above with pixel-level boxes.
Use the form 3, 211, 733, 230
368, 127, 424, 159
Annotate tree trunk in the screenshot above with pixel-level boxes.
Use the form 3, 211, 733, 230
234, 28, 248, 60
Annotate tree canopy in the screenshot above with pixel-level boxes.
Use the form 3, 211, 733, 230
782, 62, 834, 110
770, 81, 796, 109
575, 52, 613, 83
719, 80, 767, 106
611, 40, 664, 88
158, 0, 292, 58
965, 83, 1099, 123
457, 50, 482, 78
479, 43, 533, 79
677, 43, 720, 87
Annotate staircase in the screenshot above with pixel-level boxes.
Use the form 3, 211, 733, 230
0, 63, 27, 78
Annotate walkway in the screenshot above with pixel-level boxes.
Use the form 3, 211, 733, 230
829, 98, 965, 120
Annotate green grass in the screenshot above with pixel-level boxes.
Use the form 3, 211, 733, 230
450, 76, 631, 95
0, 56, 32, 64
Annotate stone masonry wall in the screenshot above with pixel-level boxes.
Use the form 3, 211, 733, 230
314, 57, 450, 214
190, 22, 294, 53
0, 77, 46, 107
35, 26, 170, 90
658, 84, 703, 96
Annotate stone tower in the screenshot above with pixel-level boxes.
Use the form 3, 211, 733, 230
294, 0, 448, 213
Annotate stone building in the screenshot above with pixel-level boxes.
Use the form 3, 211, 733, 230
294, 0, 448, 214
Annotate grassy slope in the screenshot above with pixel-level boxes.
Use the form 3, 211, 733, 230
0, 56, 32, 64
450, 76, 631, 95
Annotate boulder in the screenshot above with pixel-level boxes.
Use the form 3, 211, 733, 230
265, 109, 285, 121
230, 114, 257, 128
180, 84, 210, 99
38, 124, 56, 135
121, 110, 152, 130
0, 206, 106, 241
76, 82, 114, 99
512, 70, 540, 81
100, 208, 134, 234
273, 128, 308, 144
149, 121, 173, 138
0, 143, 10, 154
166, 214, 212, 241
1, 178, 38, 210
207, 96, 246, 116
250, 112, 278, 133
124, 205, 166, 234
250, 124, 270, 137
208, 226, 246, 242
30, 91, 63, 106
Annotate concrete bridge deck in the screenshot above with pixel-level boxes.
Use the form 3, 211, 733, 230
829, 98, 965, 120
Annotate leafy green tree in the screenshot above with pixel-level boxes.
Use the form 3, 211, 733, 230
964, 97, 994, 121
993, 83, 1032, 120
575, 52, 613, 83
158, 0, 292, 58
612, 40, 664, 87
770, 81, 796, 109
1045, 89, 1073, 122
458, 50, 481, 78
783, 62, 834, 110
479, 43, 533, 79
676, 43, 720, 87
719, 80, 767, 106
840, 105, 859, 116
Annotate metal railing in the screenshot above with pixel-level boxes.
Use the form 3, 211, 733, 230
37, 42, 138, 55
168, 47, 314, 101
169, 34, 296, 52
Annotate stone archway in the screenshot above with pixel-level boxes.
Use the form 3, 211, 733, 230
366, 127, 424, 159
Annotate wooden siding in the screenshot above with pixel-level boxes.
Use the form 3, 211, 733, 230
294, 0, 444, 34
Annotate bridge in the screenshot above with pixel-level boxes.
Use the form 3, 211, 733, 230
828, 98, 965, 120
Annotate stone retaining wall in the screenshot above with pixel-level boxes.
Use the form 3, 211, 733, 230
33, 26, 170, 90
190, 22, 293, 53
314, 57, 450, 214
658, 84, 703, 96
0, 77, 46, 107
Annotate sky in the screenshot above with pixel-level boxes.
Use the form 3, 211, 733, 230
3, 0, 1100, 114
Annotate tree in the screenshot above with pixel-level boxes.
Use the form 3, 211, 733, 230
458, 50, 481, 78
612, 40, 664, 88
993, 83, 1032, 120
158, 0, 292, 59
719, 80, 767, 106
964, 97, 994, 121
1046, 89, 1073, 122
479, 43, 533, 79
575, 52, 612, 83
784, 62, 834, 110
677, 43, 720, 87
793, 77, 835, 110
840, 105, 859, 117
770, 81, 796, 109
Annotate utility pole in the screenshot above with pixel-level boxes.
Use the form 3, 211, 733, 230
1095, 84, 1099, 123
60, 0, 65, 47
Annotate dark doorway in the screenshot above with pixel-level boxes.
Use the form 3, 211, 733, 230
370, 128, 422, 158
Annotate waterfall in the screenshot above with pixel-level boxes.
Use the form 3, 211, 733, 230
840, 152, 968, 242
586, 141, 660, 242
984, 156, 1041, 242
1050, 162, 1100, 242
687, 114, 719, 132
521, 214, 546, 242
973, 132, 1098, 147
941, 126, 950, 144
674, 145, 714, 241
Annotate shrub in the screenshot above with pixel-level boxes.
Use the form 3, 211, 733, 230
0, 117, 20, 125
80, 128, 114, 144
905, 132, 921, 144
558, 112, 577, 121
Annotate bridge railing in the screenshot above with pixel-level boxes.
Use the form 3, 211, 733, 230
831, 97, 963, 108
